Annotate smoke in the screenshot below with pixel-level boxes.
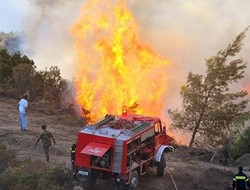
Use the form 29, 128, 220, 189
22, 0, 85, 79
20, 0, 250, 97
0, 32, 21, 54
125, 0, 250, 144
127, 0, 250, 109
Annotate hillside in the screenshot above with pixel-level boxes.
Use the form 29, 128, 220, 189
0, 96, 248, 190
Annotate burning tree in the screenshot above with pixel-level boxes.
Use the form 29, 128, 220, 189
168, 28, 250, 148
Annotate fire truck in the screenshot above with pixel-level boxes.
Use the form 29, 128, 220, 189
74, 113, 174, 190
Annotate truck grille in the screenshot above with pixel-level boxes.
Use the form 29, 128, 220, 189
113, 139, 123, 173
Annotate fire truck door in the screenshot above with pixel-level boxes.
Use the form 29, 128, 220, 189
81, 142, 111, 157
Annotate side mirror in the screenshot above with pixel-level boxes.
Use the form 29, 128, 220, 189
163, 126, 166, 134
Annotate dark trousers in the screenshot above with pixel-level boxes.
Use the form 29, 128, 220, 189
43, 145, 50, 162
236, 187, 246, 190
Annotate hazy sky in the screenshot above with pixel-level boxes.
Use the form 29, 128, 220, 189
0, 0, 28, 32
1, 0, 250, 108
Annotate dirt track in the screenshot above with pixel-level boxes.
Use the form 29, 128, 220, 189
0, 96, 248, 190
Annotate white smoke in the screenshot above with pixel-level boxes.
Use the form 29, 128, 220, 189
127, 0, 250, 110
20, 0, 250, 94
0, 32, 20, 53
126, 0, 250, 143
20, 1, 250, 105
22, 0, 85, 79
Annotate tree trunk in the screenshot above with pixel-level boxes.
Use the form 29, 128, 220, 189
189, 86, 212, 147
189, 123, 199, 147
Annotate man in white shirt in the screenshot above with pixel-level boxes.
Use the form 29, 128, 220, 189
18, 94, 28, 131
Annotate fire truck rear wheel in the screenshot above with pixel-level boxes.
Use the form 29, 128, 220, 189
129, 170, 139, 190
157, 153, 166, 177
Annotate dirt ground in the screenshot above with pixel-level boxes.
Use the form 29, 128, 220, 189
0, 96, 249, 190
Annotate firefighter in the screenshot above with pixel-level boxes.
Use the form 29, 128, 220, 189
70, 141, 76, 172
35, 124, 56, 162
232, 166, 250, 190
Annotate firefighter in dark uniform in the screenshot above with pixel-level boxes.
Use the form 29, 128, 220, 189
70, 141, 76, 172
35, 124, 56, 162
232, 166, 250, 190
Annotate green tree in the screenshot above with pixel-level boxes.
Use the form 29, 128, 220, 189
12, 63, 36, 94
229, 127, 250, 159
0, 49, 12, 86
29, 70, 47, 100
0, 48, 69, 112
0, 49, 34, 88
168, 28, 250, 148
40, 66, 66, 106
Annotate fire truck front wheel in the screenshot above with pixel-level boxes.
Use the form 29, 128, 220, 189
157, 153, 166, 177
129, 170, 139, 190
116, 170, 139, 190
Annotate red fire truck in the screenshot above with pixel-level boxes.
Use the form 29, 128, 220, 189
74, 113, 174, 190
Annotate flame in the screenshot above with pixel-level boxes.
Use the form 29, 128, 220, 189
244, 84, 250, 95
71, 0, 170, 122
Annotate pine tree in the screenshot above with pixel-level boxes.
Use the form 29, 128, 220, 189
168, 28, 250, 147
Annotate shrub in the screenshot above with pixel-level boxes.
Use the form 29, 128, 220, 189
229, 127, 250, 160
0, 161, 76, 190
0, 144, 78, 190
0, 144, 17, 173
12, 63, 36, 95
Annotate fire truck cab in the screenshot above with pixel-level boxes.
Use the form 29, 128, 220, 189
74, 114, 174, 190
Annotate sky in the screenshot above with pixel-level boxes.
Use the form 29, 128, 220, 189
0, 1, 29, 32
0, 0, 83, 79
1, 0, 250, 144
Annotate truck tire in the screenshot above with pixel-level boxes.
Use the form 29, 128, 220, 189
115, 180, 127, 190
128, 170, 139, 190
80, 175, 96, 190
116, 170, 139, 190
157, 153, 166, 177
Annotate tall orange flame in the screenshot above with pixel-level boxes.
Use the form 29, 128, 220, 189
71, 0, 170, 122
